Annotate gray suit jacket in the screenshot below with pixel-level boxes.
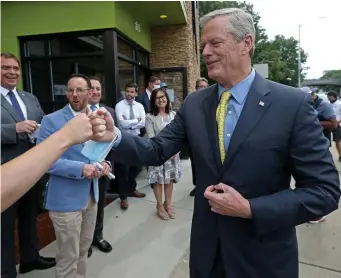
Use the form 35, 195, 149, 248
1, 91, 44, 164
111, 73, 340, 278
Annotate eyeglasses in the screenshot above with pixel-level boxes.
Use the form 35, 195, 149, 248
67, 88, 90, 94
156, 96, 166, 101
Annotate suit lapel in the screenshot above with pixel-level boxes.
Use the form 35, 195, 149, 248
222, 74, 271, 170
201, 84, 221, 170
1, 94, 21, 122
18, 91, 33, 120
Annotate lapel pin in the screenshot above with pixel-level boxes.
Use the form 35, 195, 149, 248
259, 101, 264, 106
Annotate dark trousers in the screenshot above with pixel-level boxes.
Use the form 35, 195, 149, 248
115, 163, 139, 200
1, 185, 40, 278
190, 246, 225, 278
93, 177, 108, 240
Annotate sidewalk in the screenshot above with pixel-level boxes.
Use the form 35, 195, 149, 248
18, 159, 195, 278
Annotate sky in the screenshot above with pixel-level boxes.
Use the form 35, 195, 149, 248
245, 0, 341, 79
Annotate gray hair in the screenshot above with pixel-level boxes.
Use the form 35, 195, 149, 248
200, 8, 256, 56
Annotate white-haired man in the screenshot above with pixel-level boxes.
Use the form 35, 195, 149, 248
101, 8, 340, 278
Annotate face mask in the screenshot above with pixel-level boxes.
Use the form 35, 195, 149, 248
81, 140, 115, 179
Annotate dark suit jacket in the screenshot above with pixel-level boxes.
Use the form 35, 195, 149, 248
99, 102, 117, 165
135, 91, 149, 113
1, 90, 44, 164
135, 91, 149, 136
111, 73, 340, 278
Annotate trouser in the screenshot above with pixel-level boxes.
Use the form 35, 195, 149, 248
93, 177, 108, 239
49, 197, 97, 278
115, 163, 139, 200
1, 184, 40, 278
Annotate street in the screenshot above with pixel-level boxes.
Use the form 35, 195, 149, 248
20, 148, 341, 278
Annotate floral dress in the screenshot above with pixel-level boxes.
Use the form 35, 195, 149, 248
146, 112, 182, 185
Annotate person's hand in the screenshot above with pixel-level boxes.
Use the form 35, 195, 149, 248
89, 107, 116, 142
99, 162, 111, 177
16, 120, 38, 134
82, 164, 99, 179
204, 183, 252, 219
59, 113, 93, 145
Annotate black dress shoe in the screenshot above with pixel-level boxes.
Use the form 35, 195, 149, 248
19, 256, 56, 274
88, 247, 93, 258
93, 238, 112, 253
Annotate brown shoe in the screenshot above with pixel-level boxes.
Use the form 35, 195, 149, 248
127, 190, 146, 198
120, 199, 129, 210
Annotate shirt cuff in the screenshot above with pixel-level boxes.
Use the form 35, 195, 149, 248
112, 127, 122, 149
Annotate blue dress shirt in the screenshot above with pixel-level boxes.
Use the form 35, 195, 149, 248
218, 70, 256, 152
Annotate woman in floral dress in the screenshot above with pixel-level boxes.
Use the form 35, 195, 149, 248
145, 85, 182, 220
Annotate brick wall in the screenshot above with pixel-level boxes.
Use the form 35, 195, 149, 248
150, 1, 200, 102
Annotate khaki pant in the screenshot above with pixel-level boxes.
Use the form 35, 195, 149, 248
49, 197, 97, 278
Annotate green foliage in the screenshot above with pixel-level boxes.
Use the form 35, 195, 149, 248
320, 70, 341, 80
198, 1, 308, 87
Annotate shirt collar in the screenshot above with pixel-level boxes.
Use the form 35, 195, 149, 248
1, 86, 18, 97
90, 103, 100, 109
69, 104, 91, 117
218, 69, 256, 104
125, 99, 136, 105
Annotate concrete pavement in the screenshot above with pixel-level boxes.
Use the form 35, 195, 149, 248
18, 147, 341, 278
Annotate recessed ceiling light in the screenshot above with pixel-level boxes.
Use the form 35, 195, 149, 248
160, 15, 168, 19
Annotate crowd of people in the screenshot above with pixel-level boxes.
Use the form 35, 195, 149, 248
1, 7, 340, 278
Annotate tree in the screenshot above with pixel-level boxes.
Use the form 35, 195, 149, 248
198, 1, 308, 87
320, 70, 341, 80
260, 35, 308, 87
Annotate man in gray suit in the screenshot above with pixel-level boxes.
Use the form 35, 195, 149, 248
100, 8, 340, 278
1, 53, 55, 278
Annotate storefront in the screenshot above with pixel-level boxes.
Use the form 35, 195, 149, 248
1, 1, 200, 114
2, 1, 200, 256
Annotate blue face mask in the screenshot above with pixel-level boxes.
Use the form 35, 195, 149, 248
81, 139, 114, 162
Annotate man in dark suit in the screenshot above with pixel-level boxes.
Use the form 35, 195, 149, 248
1, 52, 56, 277
100, 8, 340, 278
87, 76, 116, 256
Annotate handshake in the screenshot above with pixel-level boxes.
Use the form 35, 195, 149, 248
59, 107, 117, 147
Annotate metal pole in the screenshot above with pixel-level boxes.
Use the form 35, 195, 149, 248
298, 24, 301, 88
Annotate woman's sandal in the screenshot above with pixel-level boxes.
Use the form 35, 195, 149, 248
157, 205, 169, 220
164, 202, 176, 219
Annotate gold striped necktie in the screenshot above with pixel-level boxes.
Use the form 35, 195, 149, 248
216, 91, 232, 163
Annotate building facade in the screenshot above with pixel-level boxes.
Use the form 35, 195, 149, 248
1, 1, 200, 114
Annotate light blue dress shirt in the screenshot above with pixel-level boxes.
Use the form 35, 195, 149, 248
218, 70, 255, 151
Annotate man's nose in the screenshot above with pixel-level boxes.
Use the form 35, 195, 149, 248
202, 44, 212, 57
8, 67, 16, 74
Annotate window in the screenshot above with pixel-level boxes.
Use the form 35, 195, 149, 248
137, 49, 148, 66
118, 37, 133, 59
29, 60, 51, 104
137, 67, 147, 92
51, 35, 103, 55
118, 59, 134, 99
26, 41, 46, 57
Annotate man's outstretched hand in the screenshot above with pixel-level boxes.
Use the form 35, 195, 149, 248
89, 107, 116, 142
